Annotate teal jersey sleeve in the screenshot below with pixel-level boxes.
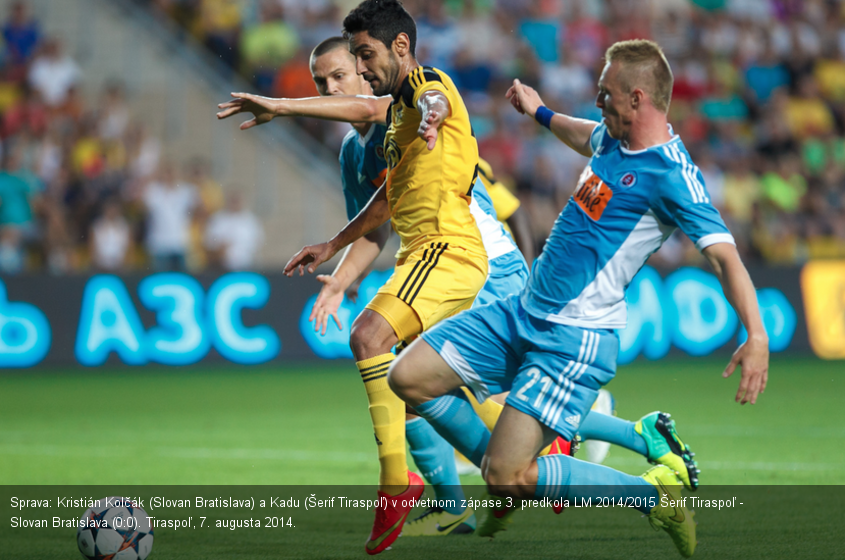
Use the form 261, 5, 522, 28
337, 125, 388, 220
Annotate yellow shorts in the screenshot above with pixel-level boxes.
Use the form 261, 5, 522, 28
365, 241, 488, 341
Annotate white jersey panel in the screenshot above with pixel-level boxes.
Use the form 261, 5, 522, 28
544, 211, 674, 328
469, 194, 517, 262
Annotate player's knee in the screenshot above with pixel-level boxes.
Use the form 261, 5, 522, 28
387, 355, 424, 406
349, 315, 391, 359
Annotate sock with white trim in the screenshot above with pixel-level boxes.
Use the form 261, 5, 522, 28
535, 454, 657, 514
414, 389, 491, 468
406, 417, 465, 515
577, 412, 648, 455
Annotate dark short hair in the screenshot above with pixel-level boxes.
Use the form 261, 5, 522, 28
342, 0, 416, 57
310, 36, 350, 65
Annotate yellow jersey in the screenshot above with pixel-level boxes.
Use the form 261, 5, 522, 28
477, 158, 521, 223
383, 66, 484, 261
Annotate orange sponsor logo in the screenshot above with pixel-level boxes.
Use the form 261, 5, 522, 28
574, 166, 613, 221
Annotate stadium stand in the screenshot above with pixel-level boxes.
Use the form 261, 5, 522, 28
0, 0, 350, 273
142, 0, 845, 266
2, 0, 844, 272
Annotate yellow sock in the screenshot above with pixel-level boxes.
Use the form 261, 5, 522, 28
461, 387, 503, 431
357, 353, 408, 493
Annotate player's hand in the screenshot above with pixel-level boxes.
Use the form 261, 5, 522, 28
722, 334, 769, 405
310, 275, 346, 335
216, 92, 280, 130
505, 79, 544, 118
418, 110, 445, 150
284, 242, 338, 277
417, 91, 449, 150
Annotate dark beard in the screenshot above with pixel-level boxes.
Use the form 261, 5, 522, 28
372, 53, 400, 97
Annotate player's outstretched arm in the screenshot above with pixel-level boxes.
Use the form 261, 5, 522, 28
505, 79, 597, 157
703, 243, 769, 405
417, 91, 451, 150
310, 223, 390, 335
216, 92, 391, 129
284, 185, 390, 277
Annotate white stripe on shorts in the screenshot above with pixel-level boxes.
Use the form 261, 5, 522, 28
540, 331, 587, 423
439, 340, 491, 403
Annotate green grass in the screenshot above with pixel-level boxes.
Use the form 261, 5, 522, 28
1, 357, 842, 485
1, 357, 843, 558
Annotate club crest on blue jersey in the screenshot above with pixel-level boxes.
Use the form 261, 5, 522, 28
620, 171, 637, 188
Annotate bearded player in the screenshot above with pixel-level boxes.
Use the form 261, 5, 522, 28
305, 35, 529, 537
224, 2, 495, 552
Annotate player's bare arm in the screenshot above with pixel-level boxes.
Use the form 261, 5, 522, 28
216, 92, 392, 129
284, 184, 390, 277
703, 242, 769, 405
310, 223, 390, 335
506, 79, 597, 157
416, 90, 451, 150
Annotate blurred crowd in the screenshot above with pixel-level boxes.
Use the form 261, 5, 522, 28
0, 1, 264, 275
146, 0, 845, 265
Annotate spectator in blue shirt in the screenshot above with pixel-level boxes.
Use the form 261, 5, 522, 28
2, 2, 40, 65
745, 44, 790, 104
519, 4, 562, 64
0, 150, 34, 229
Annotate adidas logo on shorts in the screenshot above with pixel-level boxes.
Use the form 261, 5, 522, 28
564, 414, 581, 426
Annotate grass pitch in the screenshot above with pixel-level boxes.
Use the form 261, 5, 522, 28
1, 357, 843, 559
2, 356, 842, 485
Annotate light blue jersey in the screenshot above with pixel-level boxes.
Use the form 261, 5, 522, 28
338, 124, 528, 291
422, 121, 735, 437
522, 122, 734, 329
338, 124, 388, 220
467, 177, 529, 305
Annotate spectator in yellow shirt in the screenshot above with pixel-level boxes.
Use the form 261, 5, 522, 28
784, 76, 835, 140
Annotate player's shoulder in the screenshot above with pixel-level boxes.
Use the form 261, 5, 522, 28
340, 128, 359, 150
399, 66, 452, 107
589, 121, 622, 158
339, 128, 361, 162
652, 138, 700, 181
648, 138, 711, 204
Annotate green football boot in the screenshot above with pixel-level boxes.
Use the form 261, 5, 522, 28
475, 493, 517, 537
642, 465, 697, 558
635, 411, 699, 490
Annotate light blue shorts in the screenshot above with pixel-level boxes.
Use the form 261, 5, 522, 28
421, 293, 618, 440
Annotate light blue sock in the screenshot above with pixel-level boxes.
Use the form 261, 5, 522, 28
405, 417, 465, 515
578, 412, 648, 456
535, 454, 658, 514
414, 390, 491, 468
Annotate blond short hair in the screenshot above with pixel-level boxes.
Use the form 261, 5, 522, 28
605, 40, 673, 113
